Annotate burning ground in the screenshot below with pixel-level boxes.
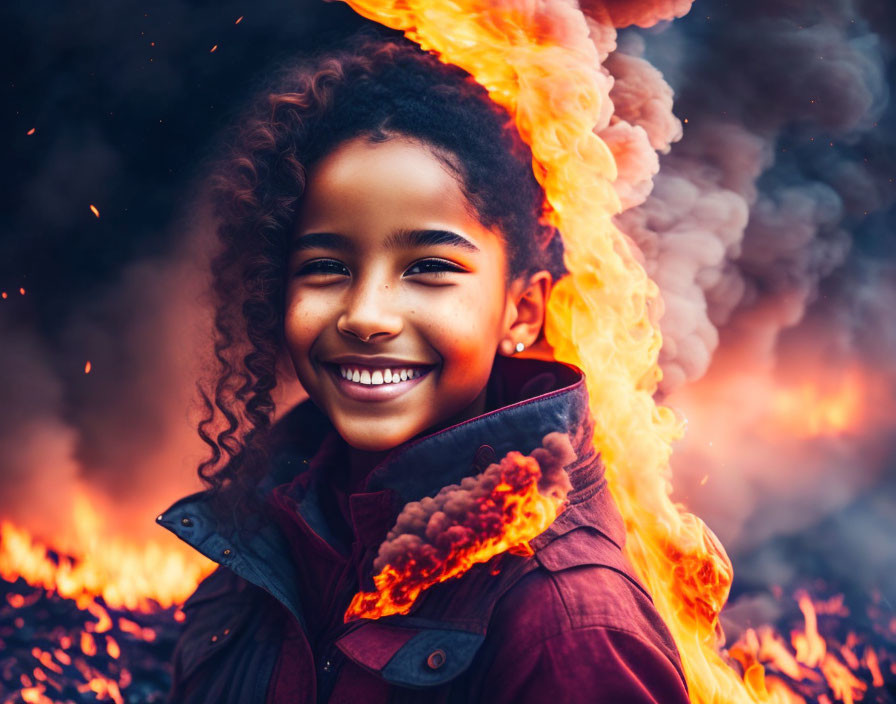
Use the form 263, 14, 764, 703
2, 0, 896, 702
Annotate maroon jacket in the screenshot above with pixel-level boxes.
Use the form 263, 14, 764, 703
158, 356, 689, 703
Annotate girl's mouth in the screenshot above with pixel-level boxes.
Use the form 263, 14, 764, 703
324, 362, 435, 402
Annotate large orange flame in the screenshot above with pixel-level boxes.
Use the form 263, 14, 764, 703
337, 0, 762, 700
0, 487, 214, 612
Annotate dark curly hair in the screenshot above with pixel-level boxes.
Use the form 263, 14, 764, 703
197, 29, 567, 510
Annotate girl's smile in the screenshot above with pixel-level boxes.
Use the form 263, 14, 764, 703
283, 135, 545, 452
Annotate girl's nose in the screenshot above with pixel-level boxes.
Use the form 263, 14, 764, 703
336, 278, 403, 343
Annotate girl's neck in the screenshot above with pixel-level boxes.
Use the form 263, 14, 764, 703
346, 446, 391, 494
343, 382, 492, 494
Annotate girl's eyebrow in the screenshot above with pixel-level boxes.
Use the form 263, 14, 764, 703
385, 228, 480, 253
292, 229, 480, 253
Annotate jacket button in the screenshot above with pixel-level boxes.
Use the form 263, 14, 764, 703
180, 517, 193, 527
322, 659, 333, 673
426, 649, 447, 670
474, 444, 497, 471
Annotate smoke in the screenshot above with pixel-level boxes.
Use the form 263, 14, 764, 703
0, 206, 214, 543
1, 0, 894, 596
372, 432, 575, 574
0, 0, 358, 544
606, 0, 896, 564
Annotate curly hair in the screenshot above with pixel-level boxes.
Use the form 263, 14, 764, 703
197, 29, 567, 509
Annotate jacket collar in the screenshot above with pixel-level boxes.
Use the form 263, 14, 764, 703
156, 356, 603, 625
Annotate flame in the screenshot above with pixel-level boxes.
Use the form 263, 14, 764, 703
89, 204, 100, 218
729, 592, 885, 704
0, 486, 214, 612
338, 0, 748, 699
345, 438, 572, 621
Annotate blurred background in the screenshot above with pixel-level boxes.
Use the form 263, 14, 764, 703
1, 0, 894, 700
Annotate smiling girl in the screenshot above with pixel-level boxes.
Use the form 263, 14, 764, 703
158, 29, 689, 704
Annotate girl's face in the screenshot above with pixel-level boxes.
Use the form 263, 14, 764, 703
284, 135, 545, 452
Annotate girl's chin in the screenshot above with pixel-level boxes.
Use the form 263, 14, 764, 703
336, 424, 419, 453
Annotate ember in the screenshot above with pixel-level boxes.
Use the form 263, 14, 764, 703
0, 577, 183, 703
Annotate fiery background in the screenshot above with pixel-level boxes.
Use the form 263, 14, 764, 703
1, 0, 894, 702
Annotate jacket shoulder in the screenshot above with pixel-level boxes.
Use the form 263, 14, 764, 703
463, 552, 689, 703
492, 561, 679, 660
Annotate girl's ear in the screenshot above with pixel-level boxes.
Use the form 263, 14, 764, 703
498, 270, 553, 357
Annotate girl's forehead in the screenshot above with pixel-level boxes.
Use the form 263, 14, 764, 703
295, 136, 496, 245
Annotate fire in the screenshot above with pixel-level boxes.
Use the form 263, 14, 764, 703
89, 204, 100, 218
728, 592, 887, 704
0, 487, 214, 612
339, 0, 741, 699
345, 433, 574, 621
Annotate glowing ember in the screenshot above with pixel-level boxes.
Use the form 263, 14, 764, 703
85, 360, 92, 374
345, 433, 574, 621
26, 127, 36, 135
210, 44, 218, 53
235, 15, 243, 24
89, 204, 100, 218
1, 291, 6, 298
19, 287, 26, 295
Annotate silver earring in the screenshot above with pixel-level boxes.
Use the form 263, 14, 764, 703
514, 342, 525, 353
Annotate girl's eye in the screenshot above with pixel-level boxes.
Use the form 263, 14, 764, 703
295, 259, 350, 278
404, 258, 466, 278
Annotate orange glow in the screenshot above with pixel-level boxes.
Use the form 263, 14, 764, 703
210, 44, 218, 53
26, 127, 36, 135
772, 370, 865, 437
792, 592, 826, 667
80, 631, 97, 657
20, 686, 52, 704
1, 291, 6, 298
106, 635, 121, 659
89, 204, 100, 218
235, 16, 243, 24
19, 287, 25, 295
0, 487, 215, 612
864, 647, 884, 687
85, 360, 92, 374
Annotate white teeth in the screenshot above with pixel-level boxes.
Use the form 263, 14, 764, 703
337, 365, 425, 385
